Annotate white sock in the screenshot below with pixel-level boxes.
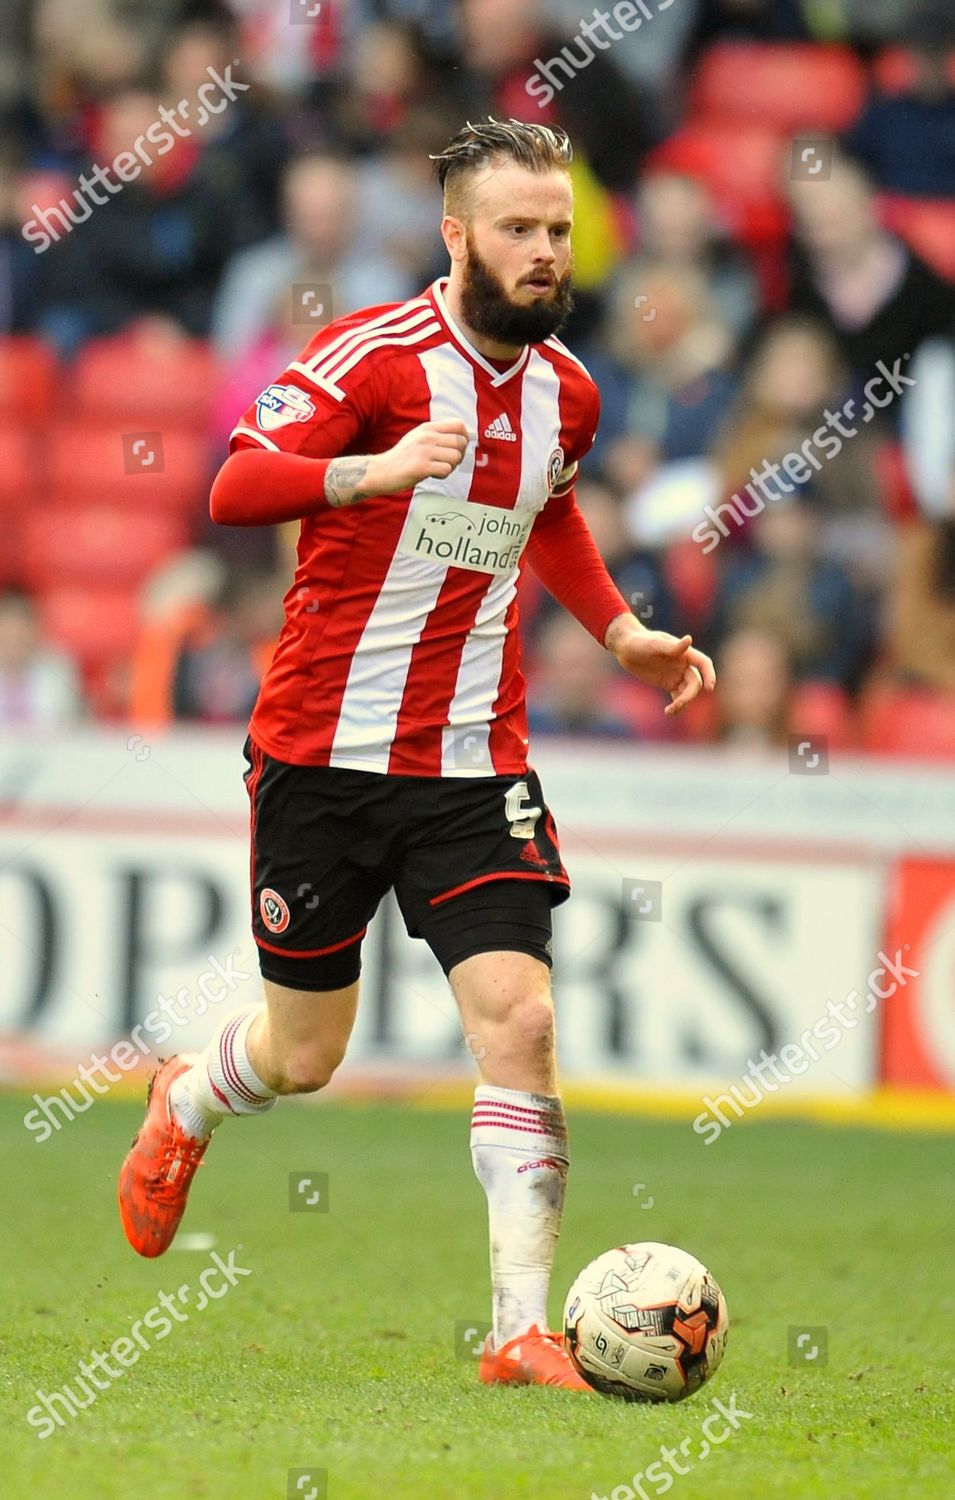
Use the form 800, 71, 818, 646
470, 1085, 569, 1348
168, 1006, 278, 1140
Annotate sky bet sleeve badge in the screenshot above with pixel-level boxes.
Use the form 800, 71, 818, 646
255, 383, 317, 432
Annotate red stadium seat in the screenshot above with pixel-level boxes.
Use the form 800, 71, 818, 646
21, 504, 188, 589
71, 333, 217, 427
607, 676, 684, 742
877, 195, 955, 282
0, 425, 40, 509
787, 682, 855, 750
0, 336, 58, 424
859, 687, 955, 759
689, 43, 867, 134
38, 585, 142, 670
646, 126, 789, 248
47, 422, 210, 513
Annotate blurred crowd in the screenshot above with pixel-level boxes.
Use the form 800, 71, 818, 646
1, 0, 954, 755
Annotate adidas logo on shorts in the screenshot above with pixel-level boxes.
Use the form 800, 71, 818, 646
483, 412, 517, 442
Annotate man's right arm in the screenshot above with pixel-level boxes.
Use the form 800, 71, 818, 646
210, 420, 470, 526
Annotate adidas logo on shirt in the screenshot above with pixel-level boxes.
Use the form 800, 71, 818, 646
483, 412, 517, 442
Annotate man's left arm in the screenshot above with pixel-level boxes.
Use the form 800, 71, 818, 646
524, 487, 716, 717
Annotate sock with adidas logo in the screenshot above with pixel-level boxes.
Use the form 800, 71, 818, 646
470, 1085, 569, 1349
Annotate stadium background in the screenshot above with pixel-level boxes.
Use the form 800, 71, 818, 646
3, 5, 955, 1499
2, 0, 954, 1108
1, 0, 953, 1098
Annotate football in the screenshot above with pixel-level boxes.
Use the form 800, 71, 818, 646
563, 1242, 728, 1402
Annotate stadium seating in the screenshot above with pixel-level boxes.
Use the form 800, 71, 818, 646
22, 504, 189, 590
688, 43, 867, 134
788, 681, 855, 749
71, 333, 217, 426
877, 195, 955, 282
0, 425, 38, 506
859, 687, 955, 758
38, 584, 143, 671
0, 336, 58, 424
46, 421, 211, 513
645, 125, 790, 252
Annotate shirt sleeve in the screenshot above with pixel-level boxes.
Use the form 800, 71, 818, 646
214, 311, 391, 525
524, 487, 630, 646
526, 377, 629, 645
228, 313, 387, 459
549, 373, 601, 497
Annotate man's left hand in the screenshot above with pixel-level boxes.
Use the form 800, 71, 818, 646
605, 617, 716, 717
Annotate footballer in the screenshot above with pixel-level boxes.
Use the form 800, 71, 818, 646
118, 119, 715, 1390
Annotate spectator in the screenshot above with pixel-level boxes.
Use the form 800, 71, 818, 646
172, 567, 285, 724
634, 172, 759, 339
211, 151, 415, 362
524, 479, 678, 649
526, 612, 632, 739
901, 336, 955, 516
890, 472, 955, 692
712, 316, 890, 582
842, 9, 955, 197
589, 259, 738, 462
156, 13, 289, 248
715, 626, 793, 750
32, 87, 249, 353
211, 284, 306, 454
0, 139, 42, 331
456, 0, 650, 192
543, 0, 699, 127
329, 19, 432, 153
354, 107, 449, 288
709, 500, 873, 689
0, 588, 84, 727
787, 155, 955, 383
688, 0, 813, 46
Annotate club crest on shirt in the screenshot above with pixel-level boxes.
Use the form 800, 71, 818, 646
255, 383, 316, 432
547, 446, 565, 490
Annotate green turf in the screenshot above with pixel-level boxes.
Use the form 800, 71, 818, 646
2, 1092, 953, 1499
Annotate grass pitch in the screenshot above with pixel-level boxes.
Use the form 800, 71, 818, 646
2, 1092, 953, 1499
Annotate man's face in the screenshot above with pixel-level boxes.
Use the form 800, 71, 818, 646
451, 163, 574, 345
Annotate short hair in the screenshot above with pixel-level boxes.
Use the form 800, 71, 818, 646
431, 118, 573, 218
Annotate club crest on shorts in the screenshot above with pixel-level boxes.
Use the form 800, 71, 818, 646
255, 383, 315, 432
259, 887, 290, 933
547, 446, 565, 491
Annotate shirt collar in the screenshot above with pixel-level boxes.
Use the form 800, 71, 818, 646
429, 278, 531, 386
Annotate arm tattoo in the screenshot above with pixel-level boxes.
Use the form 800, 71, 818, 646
324, 456, 373, 509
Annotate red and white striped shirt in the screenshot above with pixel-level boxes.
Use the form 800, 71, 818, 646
229, 278, 617, 777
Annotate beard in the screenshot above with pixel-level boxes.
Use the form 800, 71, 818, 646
459, 232, 574, 347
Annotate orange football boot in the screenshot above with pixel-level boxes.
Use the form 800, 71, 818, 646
478, 1325, 593, 1390
118, 1056, 209, 1257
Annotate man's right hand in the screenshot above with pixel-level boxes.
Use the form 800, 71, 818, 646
323, 420, 470, 508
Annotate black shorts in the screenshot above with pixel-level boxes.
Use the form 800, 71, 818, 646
243, 737, 571, 991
